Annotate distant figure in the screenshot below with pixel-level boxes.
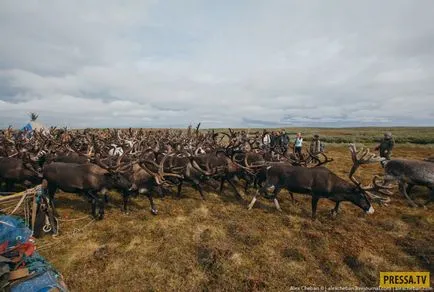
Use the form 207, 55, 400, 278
294, 132, 303, 156
262, 130, 271, 150
375, 132, 395, 160
270, 131, 279, 149
240, 130, 248, 143
310, 134, 324, 155
280, 129, 290, 154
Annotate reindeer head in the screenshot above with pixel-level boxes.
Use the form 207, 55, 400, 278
348, 144, 393, 207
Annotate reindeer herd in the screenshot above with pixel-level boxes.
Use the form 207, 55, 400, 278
0, 125, 433, 226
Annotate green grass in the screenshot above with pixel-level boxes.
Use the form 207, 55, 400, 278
209, 127, 434, 144
80, 127, 434, 145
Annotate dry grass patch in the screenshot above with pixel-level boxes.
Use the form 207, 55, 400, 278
36, 144, 434, 291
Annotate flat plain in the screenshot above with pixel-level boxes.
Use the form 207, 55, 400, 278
36, 130, 434, 292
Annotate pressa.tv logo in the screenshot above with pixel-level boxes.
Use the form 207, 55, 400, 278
380, 272, 430, 289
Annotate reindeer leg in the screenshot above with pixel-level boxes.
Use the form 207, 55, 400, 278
219, 177, 225, 195
406, 184, 414, 195
274, 198, 282, 212
330, 201, 340, 217
98, 195, 105, 220
96, 189, 107, 220
247, 173, 258, 193
156, 185, 164, 198
148, 194, 158, 215
87, 192, 97, 218
176, 181, 183, 198
226, 178, 243, 200
248, 186, 264, 210
253, 176, 259, 189
47, 183, 59, 217
311, 196, 320, 220
263, 185, 279, 200
91, 199, 96, 218
423, 188, 434, 207
193, 181, 206, 200
89, 191, 104, 220
288, 191, 296, 204
399, 181, 418, 207
244, 179, 250, 194
248, 195, 257, 210
122, 192, 129, 214
5, 180, 13, 192
271, 186, 283, 211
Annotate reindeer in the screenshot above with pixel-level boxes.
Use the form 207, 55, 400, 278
0, 136, 43, 191
128, 152, 184, 214
0, 157, 43, 191
247, 144, 391, 219
381, 158, 434, 207
42, 151, 135, 219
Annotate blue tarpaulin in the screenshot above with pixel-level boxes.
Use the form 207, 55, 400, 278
20, 123, 33, 132
0, 215, 68, 292
0, 215, 32, 248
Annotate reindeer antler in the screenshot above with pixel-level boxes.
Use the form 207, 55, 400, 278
306, 150, 334, 167
348, 143, 384, 185
348, 144, 392, 205
365, 175, 394, 195
158, 153, 184, 179
360, 175, 394, 206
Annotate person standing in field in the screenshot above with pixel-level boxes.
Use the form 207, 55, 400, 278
375, 132, 395, 160
280, 129, 290, 155
262, 129, 271, 151
294, 132, 303, 157
270, 131, 278, 149
310, 134, 323, 154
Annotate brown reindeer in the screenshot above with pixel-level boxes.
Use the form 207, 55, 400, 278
381, 157, 434, 207
248, 144, 391, 219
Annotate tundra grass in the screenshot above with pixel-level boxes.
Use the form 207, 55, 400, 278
37, 145, 434, 291
210, 127, 434, 144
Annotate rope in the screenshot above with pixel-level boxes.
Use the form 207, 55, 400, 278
35, 242, 58, 251
53, 218, 95, 240
0, 186, 39, 215
57, 215, 90, 222
10, 192, 29, 215
70, 219, 95, 235
32, 218, 95, 251
0, 220, 15, 227
23, 198, 30, 227
0, 204, 21, 213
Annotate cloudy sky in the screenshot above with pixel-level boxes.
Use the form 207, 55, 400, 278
1, 0, 433, 129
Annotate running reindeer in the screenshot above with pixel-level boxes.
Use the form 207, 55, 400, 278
381, 157, 434, 207
248, 144, 391, 219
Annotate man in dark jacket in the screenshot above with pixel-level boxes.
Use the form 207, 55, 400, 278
280, 129, 290, 154
270, 131, 278, 149
375, 132, 395, 160
309, 134, 323, 154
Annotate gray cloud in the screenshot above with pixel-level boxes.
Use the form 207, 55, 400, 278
1, 0, 434, 129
